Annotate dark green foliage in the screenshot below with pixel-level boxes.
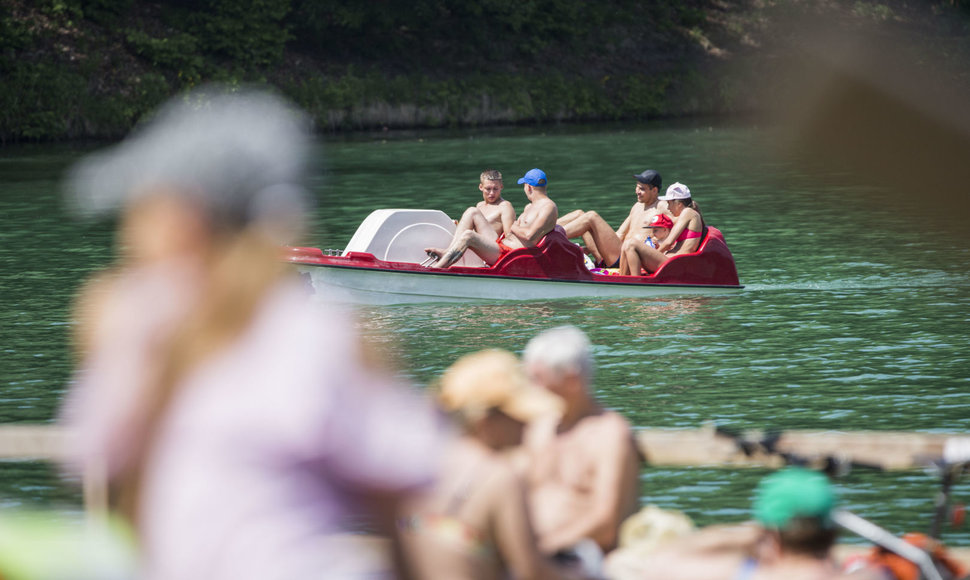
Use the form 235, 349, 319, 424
189, 0, 292, 67
34, 0, 84, 20
0, 60, 172, 142
618, 75, 671, 119
3, 0, 969, 142
280, 67, 680, 132
79, 0, 135, 25
286, 0, 665, 72
124, 28, 205, 83
0, 7, 32, 55
0, 63, 84, 141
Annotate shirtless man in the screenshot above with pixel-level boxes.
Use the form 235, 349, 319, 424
521, 326, 641, 558
427, 168, 558, 269
425, 170, 515, 263
556, 169, 669, 268
644, 468, 882, 580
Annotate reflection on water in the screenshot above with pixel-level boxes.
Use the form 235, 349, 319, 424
2, 123, 969, 543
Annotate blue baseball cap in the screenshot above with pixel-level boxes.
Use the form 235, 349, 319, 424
517, 168, 547, 187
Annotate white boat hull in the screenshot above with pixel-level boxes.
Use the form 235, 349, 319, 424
298, 264, 742, 305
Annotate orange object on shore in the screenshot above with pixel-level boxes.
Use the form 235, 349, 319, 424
854, 533, 968, 580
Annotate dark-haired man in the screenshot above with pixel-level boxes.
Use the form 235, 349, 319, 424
556, 169, 668, 268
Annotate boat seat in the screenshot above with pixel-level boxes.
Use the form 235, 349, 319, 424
649, 225, 740, 285
487, 226, 593, 280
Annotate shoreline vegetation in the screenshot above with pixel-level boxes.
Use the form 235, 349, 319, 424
2, 0, 969, 143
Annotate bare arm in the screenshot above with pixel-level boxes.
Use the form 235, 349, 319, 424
658, 208, 699, 253
500, 201, 516, 236
538, 416, 638, 553
510, 200, 558, 246
615, 213, 633, 242
491, 467, 564, 580
639, 524, 761, 580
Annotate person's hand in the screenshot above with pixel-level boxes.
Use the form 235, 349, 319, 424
657, 239, 674, 252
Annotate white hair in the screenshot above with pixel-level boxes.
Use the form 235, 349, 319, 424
522, 325, 594, 382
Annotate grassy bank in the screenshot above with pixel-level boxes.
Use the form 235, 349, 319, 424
1, 0, 968, 143
0, 63, 738, 142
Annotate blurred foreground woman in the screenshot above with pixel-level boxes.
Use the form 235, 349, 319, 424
60, 86, 443, 580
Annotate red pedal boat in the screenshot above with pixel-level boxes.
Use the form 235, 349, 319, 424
285, 209, 742, 304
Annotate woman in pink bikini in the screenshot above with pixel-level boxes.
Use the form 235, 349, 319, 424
620, 182, 705, 275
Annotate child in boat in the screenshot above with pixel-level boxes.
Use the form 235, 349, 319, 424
618, 212, 675, 275
620, 183, 705, 275
399, 349, 572, 580
424, 169, 515, 265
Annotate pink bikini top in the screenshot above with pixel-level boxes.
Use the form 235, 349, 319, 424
676, 229, 703, 242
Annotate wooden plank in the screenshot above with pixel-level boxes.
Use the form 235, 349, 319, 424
637, 425, 962, 471
1, 424, 966, 523
0, 425, 71, 460
0, 425, 107, 518
1, 424, 962, 471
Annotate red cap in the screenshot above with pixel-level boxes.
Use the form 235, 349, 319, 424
647, 213, 674, 229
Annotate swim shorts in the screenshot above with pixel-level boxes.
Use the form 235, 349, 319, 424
496, 235, 514, 257
595, 258, 620, 269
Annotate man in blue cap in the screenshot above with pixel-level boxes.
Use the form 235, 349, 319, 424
428, 168, 558, 268
556, 169, 669, 269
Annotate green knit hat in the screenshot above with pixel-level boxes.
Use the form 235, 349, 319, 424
753, 468, 835, 528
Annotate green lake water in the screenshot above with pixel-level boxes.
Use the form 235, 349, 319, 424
2, 121, 969, 544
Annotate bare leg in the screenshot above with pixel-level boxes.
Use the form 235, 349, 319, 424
581, 232, 603, 264
562, 211, 622, 266
455, 206, 494, 238
426, 207, 494, 259
557, 209, 586, 227
623, 240, 666, 275
620, 239, 637, 275
431, 231, 502, 268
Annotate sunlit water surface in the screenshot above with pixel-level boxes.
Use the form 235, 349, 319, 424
2, 121, 968, 543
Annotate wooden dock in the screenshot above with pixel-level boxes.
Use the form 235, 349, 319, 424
0, 424, 107, 516
2, 424, 968, 570
635, 424, 964, 471
2, 424, 967, 514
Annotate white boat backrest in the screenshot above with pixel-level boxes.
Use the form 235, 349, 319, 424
342, 209, 484, 266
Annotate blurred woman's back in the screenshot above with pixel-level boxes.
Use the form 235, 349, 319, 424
61, 86, 444, 580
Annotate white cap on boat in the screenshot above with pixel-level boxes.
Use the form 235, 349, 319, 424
660, 182, 691, 201
65, 84, 314, 239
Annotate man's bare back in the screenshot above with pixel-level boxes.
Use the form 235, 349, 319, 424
502, 196, 558, 250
